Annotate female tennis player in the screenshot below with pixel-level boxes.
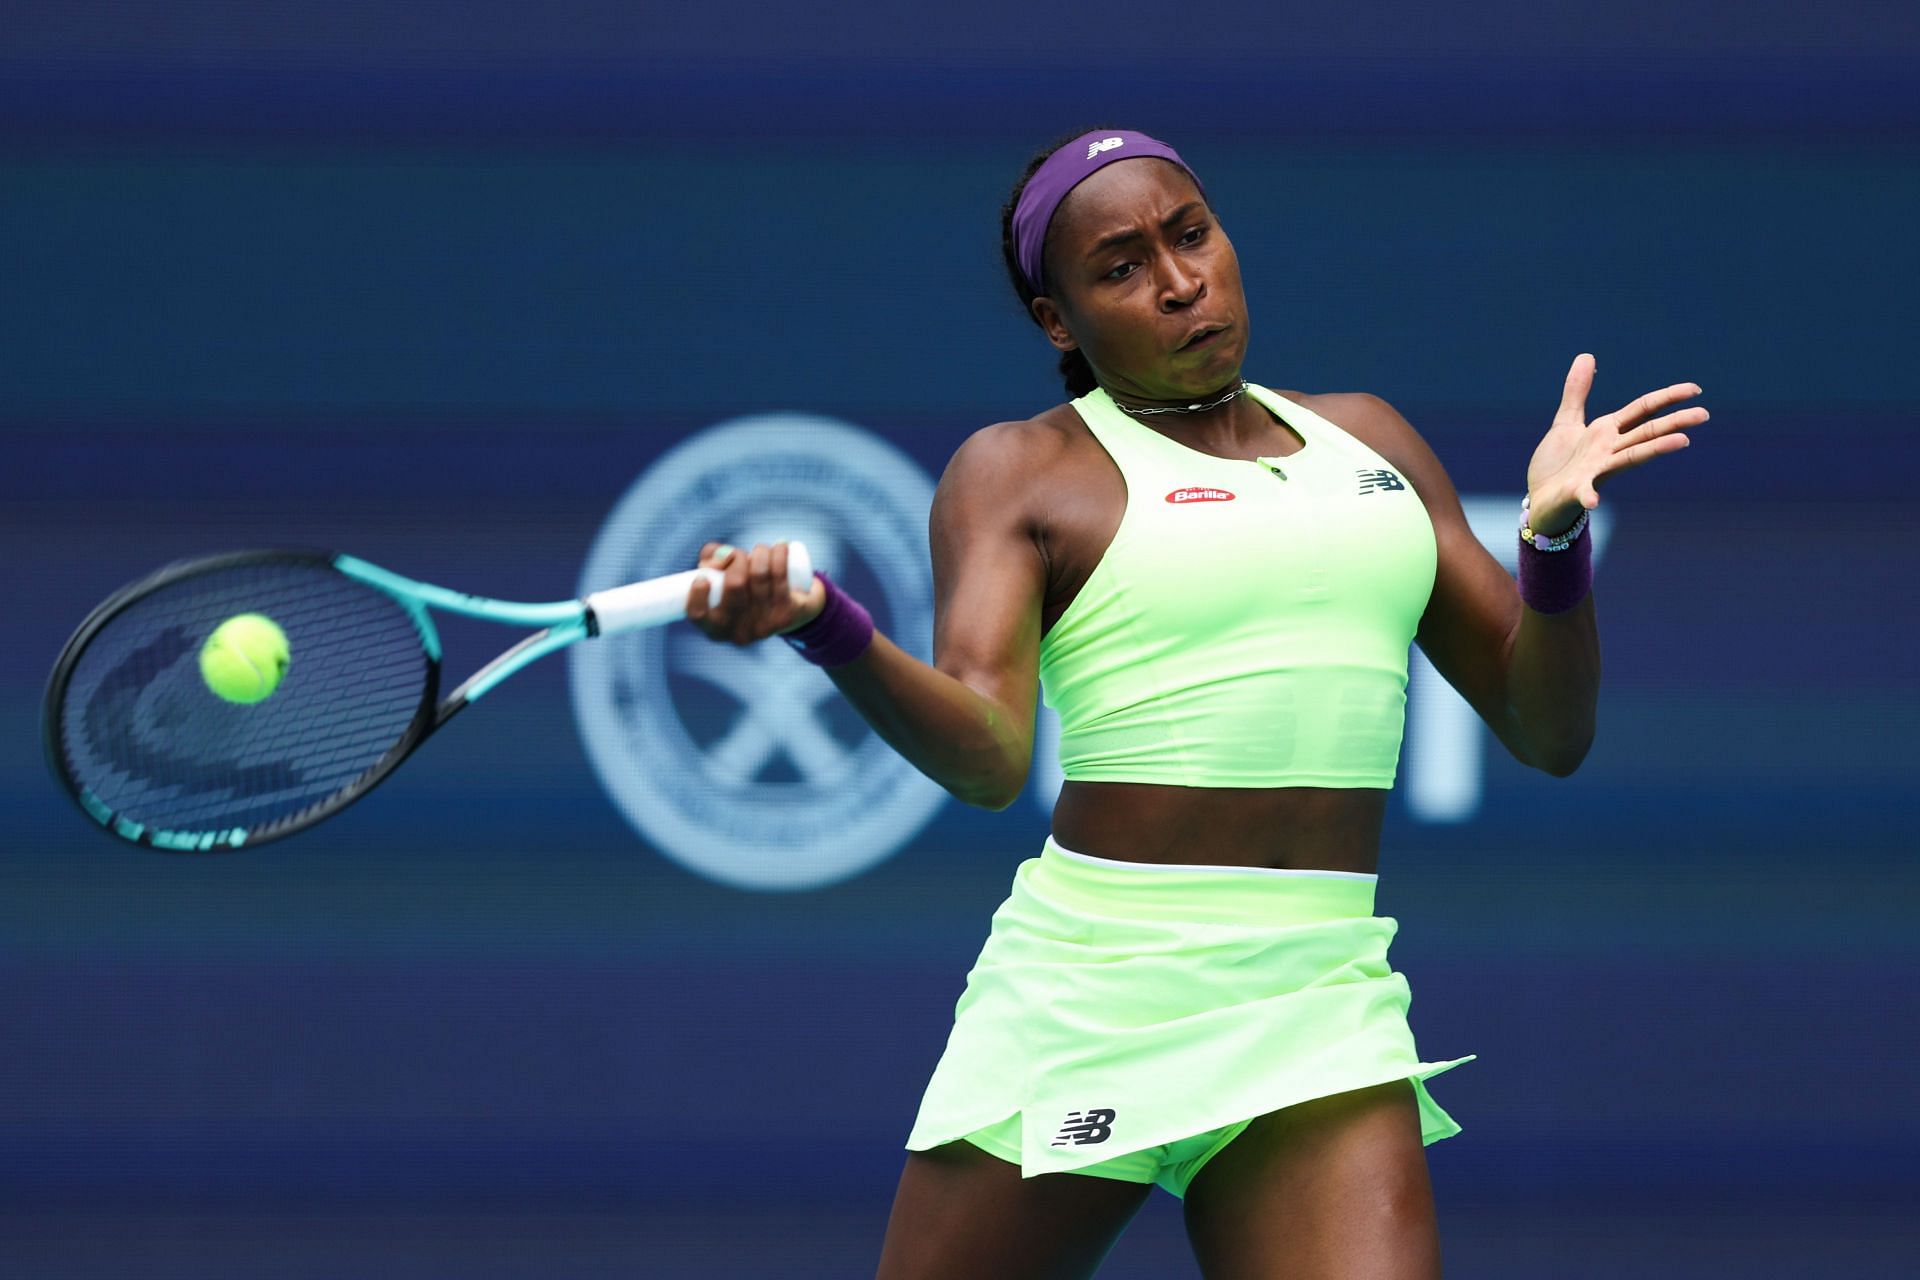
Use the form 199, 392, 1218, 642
685, 129, 1706, 1279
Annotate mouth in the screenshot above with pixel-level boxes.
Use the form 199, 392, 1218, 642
1177, 323, 1230, 352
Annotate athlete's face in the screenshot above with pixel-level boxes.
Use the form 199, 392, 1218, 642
1031, 159, 1250, 402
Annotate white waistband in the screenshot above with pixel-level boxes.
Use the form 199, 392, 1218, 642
1047, 837, 1379, 882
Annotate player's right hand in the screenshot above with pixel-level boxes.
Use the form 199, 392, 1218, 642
686, 541, 826, 646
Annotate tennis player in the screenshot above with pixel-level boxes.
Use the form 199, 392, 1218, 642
686, 128, 1706, 1279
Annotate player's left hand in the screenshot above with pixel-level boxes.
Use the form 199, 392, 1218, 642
1525, 353, 1709, 535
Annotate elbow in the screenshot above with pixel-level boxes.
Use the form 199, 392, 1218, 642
1537, 751, 1586, 779
952, 767, 1026, 812
944, 714, 1031, 810
947, 753, 1029, 812
1533, 729, 1595, 778
1502, 693, 1596, 779
963, 787, 1024, 813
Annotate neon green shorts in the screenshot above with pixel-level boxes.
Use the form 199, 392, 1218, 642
904, 838, 1475, 1199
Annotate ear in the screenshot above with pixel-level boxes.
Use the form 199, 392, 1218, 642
1030, 296, 1078, 354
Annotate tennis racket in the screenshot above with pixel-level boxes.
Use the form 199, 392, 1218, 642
43, 544, 813, 853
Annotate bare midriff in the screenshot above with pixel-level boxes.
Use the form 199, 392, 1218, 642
1050, 781, 1389, 875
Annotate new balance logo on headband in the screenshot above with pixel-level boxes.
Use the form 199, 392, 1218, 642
1357, 468, 1407, 494
1053, 1108, 1117, 1146
1086, 137, 1126, 160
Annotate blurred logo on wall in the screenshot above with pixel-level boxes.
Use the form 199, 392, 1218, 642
572, 414, 946, 890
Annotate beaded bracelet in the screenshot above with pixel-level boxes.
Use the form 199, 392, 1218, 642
780, 571, 875, 667
1520, 493, 1591, 552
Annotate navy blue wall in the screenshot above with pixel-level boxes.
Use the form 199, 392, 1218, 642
3, 4, 1916, 1276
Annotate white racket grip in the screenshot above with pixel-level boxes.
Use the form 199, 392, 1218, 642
585, 541, 814, 638
586, 569, 717, 635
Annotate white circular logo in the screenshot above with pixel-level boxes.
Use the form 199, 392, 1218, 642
570, 414, 947, 891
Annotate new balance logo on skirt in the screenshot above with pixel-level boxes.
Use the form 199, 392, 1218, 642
1053, 1108, 1117, 1146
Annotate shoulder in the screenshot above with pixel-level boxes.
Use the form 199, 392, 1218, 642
1302, 391, 1457, 505
928, 410, 1076, 616
943, 404, 1084, 475
934, 405, 1089, 517
1302, 391, 1421, 464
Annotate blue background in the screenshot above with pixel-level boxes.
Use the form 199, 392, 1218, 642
3, 3, 1916, 1275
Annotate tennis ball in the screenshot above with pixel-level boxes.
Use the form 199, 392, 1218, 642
199, 613, 290, 705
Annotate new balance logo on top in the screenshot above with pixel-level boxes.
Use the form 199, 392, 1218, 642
1052, 1108, 1117, 1146
1356, 468, 1406, 494
1086, 137, 1126, 160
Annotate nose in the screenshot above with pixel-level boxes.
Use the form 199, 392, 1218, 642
1159, 253, 1204, 311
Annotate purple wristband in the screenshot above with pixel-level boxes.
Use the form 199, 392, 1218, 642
1517, 521, 1593, 614
781, 571, 874, 667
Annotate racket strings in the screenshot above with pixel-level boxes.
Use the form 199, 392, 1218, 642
57, 561, 430, 840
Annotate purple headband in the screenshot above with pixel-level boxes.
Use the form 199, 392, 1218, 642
1011, 129, 1205, 296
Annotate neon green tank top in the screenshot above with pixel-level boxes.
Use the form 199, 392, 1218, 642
1038, 382, 1438, 789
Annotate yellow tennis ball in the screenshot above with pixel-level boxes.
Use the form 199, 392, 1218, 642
199, 613, 291, 705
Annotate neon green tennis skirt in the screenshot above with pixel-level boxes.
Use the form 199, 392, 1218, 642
905, 837, 1475, 1197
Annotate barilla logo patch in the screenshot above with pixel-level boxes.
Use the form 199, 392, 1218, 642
1087, 136, 1126, 160
1165, 487, 1236, 504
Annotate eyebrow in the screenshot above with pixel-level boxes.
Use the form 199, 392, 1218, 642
1084, 202, 1205, 260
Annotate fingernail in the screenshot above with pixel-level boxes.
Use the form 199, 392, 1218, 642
712, 544, 736, 564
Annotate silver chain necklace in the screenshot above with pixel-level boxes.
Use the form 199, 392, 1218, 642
1109, 379, 1248, 417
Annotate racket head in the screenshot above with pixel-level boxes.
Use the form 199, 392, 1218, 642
43, 549, 442, 852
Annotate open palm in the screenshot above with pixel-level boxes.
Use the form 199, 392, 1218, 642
1526, 354, 1709, 535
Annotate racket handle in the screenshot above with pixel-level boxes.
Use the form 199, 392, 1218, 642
586, 541, 815, 637
785, 541, 814, 591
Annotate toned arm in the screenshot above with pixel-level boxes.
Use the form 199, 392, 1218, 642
818, 421, 1051, 809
